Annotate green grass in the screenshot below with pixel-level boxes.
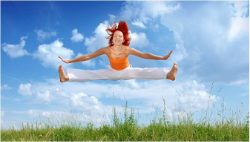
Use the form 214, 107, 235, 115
1, 103, 249, 141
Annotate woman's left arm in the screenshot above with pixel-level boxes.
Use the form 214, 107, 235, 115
129, 48, 173, 60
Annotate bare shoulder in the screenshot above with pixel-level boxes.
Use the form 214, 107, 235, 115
124, 46, 132, 50
127, 47, 137, 53
98, 46, 109, 53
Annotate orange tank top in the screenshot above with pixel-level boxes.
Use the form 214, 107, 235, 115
108, 48, 130, 71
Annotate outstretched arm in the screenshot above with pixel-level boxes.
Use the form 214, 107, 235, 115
59, 47, 106, 63
129, 48, 173, 60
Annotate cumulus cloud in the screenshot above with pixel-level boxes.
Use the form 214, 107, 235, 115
122, 1, 248, 83
33, 40, 74, 68
35, 29, 57, 41
0, 84, 11, 92
71, 28, 84, 42
2, 36, 29, 58
130, 32, 149, 48
228, 17, 248, 41
161, 2, 248, 83
119, 1, 186, 64
15, 78, 217, 124
120, 1, 180, 23
230, 1, 249, 18
18, 83, 32, 96
18, 83, 52, 102
84, 21, 109, 52
132, 20, 146, 29
36, 91, 52, 102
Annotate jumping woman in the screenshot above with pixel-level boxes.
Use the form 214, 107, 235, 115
58, 21, 178, 82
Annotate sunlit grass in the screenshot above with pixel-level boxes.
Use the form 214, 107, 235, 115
1, 102, 249, 141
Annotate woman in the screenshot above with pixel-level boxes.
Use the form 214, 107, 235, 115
58, 21, 178, 82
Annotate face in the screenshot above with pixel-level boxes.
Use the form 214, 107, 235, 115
112, 30, 124, 46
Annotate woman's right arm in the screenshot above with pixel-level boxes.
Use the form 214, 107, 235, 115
59, 47, 107, 64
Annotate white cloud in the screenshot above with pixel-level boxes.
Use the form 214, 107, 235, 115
84, 21, 109, 52
228, 17, 248, 41
0, 84, 11, 92
130, 1, 248, 83
121, 1, 180, 23
33, 40, 74, 68
24, 78, 217, 122
2, 36, 29, 58
161, 2, 249, 82
228, 78, 249, 86
108, 14, 117, 23
230, 1, 249, 18
71, 28, 84, 42
69, 92, 100, 111
1, 111, 4, 119
119, 1, 186, 63
36, 91, 52, 102
35, 29, 57, 41
18, 83, 53, 102
132, 20, 146, 29
12, 77, 218, 127
130, 32, 149, 48
18, 83, 32, 96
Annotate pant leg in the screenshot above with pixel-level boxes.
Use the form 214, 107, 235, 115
67, 67, 169, 81
118, 67, 169, 80
67, 68, 120, 81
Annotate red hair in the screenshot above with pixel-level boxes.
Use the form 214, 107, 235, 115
106, 21, 131, 46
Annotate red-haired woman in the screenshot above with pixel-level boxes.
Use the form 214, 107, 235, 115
58, 21, 178, 82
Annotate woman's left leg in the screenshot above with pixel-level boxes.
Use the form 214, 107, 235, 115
58, 65, 69, 83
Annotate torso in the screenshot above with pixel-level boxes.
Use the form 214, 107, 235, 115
104, 45, 130, 70
106, 45, 129, 58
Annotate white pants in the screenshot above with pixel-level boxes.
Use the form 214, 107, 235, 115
67, 67, 169, 81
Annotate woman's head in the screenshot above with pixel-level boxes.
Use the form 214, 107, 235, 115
106, 21, 130, 46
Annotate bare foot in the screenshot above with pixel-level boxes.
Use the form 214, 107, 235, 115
166, 63, 178, 81
58, 65, 69, 83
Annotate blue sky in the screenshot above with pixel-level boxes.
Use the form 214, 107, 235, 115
1, 1, 249, 129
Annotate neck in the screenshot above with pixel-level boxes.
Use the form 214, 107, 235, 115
113, 45, 123, 50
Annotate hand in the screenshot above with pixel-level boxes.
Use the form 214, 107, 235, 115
58, 56, 71, 63
162, 50, 173, 60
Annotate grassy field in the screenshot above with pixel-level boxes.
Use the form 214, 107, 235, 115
1, 103, 249, 141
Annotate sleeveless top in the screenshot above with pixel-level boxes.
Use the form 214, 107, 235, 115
108, 47, 130, 71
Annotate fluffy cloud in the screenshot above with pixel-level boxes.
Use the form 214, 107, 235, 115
36, 91, 52, 102
2, 36, 29, 58
84, 21, 109, 52
0, 84, 11, 92
228, 17, 248, 41
132, 20, 146, 29
15, 78, 217, 125
35, 29, 57, 41
18, 83, 52, 102
159, 2, 249, 83
230, 1, 249, 18
33, 40, 74, 68
71, 28, 84, 42
120, 1, 248, 83
18, 83, 32, 96
120, 1, 180, 23
119, 1, 187, 65
130, 32, 149, 48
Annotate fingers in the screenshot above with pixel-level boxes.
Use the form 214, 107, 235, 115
58, 56, 66, 63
